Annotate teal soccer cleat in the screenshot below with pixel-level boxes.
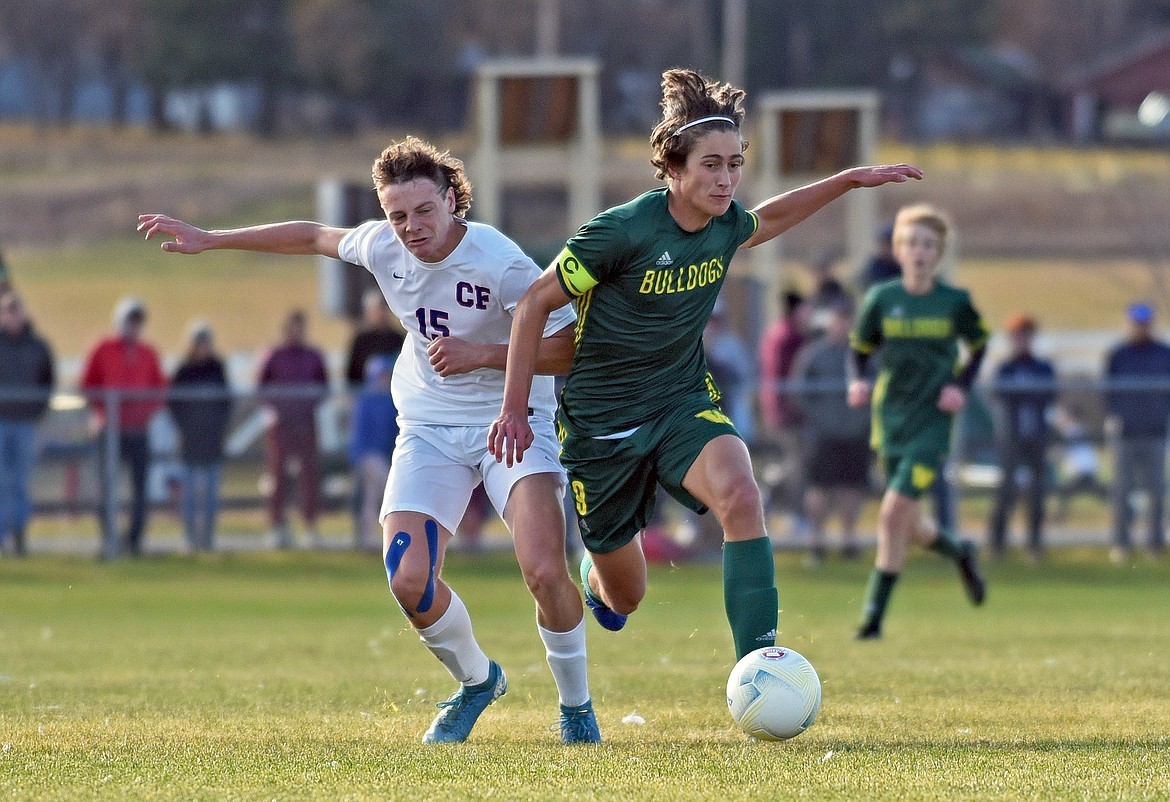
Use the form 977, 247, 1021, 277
559, 700, 602, 744
422, 660, 507, 743
579, 552, 627, 631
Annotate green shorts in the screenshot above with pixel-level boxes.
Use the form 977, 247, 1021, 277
882, 452, 943, 499
558, 394, 739, 554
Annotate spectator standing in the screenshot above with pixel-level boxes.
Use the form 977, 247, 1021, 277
705, 300, 755, 441
80, 297, 167, 558
758, 290, 808, 433
257, 309, 329, 549
168, 321, 232, 553
344, 288, 405, 545
806, 250, 853, 330
791, 298, 869, 565
348, 355, 398, 552
987, 314, 1057, 560
757, 290, 810, 526
344, 287, 405, 388
857, 223, 901, 292
1103, 302, 1170, 562
1050, 404, 1109, 521
0, 290, 54, 556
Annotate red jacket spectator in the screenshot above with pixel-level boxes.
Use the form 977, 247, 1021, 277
80, 299, 167, 432
758, 291, 808, 430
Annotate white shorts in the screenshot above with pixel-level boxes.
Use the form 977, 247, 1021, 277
380, 418, 566, 534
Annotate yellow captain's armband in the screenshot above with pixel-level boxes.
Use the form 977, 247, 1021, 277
555, 247, 599, 296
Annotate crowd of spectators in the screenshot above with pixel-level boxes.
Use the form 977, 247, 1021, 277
3, 241, 1170, 564
0, 261, 411, 557
749, 226, 1170, 567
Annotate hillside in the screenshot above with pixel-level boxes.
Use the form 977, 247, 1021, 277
6, 126, 1170, 257
5, 125, 1170, 359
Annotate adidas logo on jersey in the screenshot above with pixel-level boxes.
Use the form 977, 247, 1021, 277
655, 251, 673, 266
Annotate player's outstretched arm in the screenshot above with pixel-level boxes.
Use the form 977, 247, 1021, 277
488, 268, 571, 466
137, 214, 349, 259
741, 164, 922, 250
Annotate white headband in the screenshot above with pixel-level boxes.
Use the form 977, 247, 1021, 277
672, 115, 738, 136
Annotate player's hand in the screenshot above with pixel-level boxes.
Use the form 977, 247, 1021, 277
136, 214, 213, 254
427, 336, 484, 377
847, 379, 872, 408
938, 384, 966, 413
488, 409, 533, 467
844, 163, 923, 188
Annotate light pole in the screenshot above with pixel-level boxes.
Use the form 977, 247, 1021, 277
722, 0, 747, 86
537, 0, 559, 56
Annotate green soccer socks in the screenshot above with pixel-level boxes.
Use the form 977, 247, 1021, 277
723, 537, 779, 659
858, 569, 900, 639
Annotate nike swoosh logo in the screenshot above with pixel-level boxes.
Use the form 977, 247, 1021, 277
392, 272, 406, 280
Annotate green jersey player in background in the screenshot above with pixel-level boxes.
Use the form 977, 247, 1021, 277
489, 67, 921, 663
848, 203, 990, 640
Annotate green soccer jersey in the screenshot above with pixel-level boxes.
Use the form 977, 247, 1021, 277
553, 188, 759, 437
851, 279, 989, 457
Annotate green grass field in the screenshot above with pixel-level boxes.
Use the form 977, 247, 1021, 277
2, 549, 1168, 800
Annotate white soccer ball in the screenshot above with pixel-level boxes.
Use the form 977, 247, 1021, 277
726, 646, 821, 740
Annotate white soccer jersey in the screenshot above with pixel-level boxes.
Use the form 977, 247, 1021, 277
338, 219, 575, 427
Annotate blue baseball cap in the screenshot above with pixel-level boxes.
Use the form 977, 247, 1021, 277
1128, 302, 1154, 323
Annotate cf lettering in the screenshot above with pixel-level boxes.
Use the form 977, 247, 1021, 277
456, 281, 491, 309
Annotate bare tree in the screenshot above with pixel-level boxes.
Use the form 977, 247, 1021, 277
996, 0, 1144, 81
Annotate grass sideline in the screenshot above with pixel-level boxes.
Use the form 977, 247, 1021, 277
2, 549, 1168, 800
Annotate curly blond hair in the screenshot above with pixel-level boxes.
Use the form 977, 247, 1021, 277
372, 136, 473, 217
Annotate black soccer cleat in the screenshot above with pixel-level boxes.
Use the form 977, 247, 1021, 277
957, 541, 987, 606
855, 622, 882, 640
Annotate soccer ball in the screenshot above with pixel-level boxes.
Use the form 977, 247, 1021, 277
726, 646, 821, 740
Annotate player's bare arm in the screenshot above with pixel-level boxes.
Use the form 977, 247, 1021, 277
427, 324, 575, 378
137, 214, 349, 259
741, 164, 923, 249
488, 268, 572, 466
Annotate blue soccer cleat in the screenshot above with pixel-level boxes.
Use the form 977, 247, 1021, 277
422, 660, 507, 743
579, 552, 627, 631
559, 700, 602, 744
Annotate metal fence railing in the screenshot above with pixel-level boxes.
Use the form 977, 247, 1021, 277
2, 375, 1167, 556
4, 385, 355, 558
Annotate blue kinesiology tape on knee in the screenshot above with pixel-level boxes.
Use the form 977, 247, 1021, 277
384, 531, 411, 584
416, 519, 440, 613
